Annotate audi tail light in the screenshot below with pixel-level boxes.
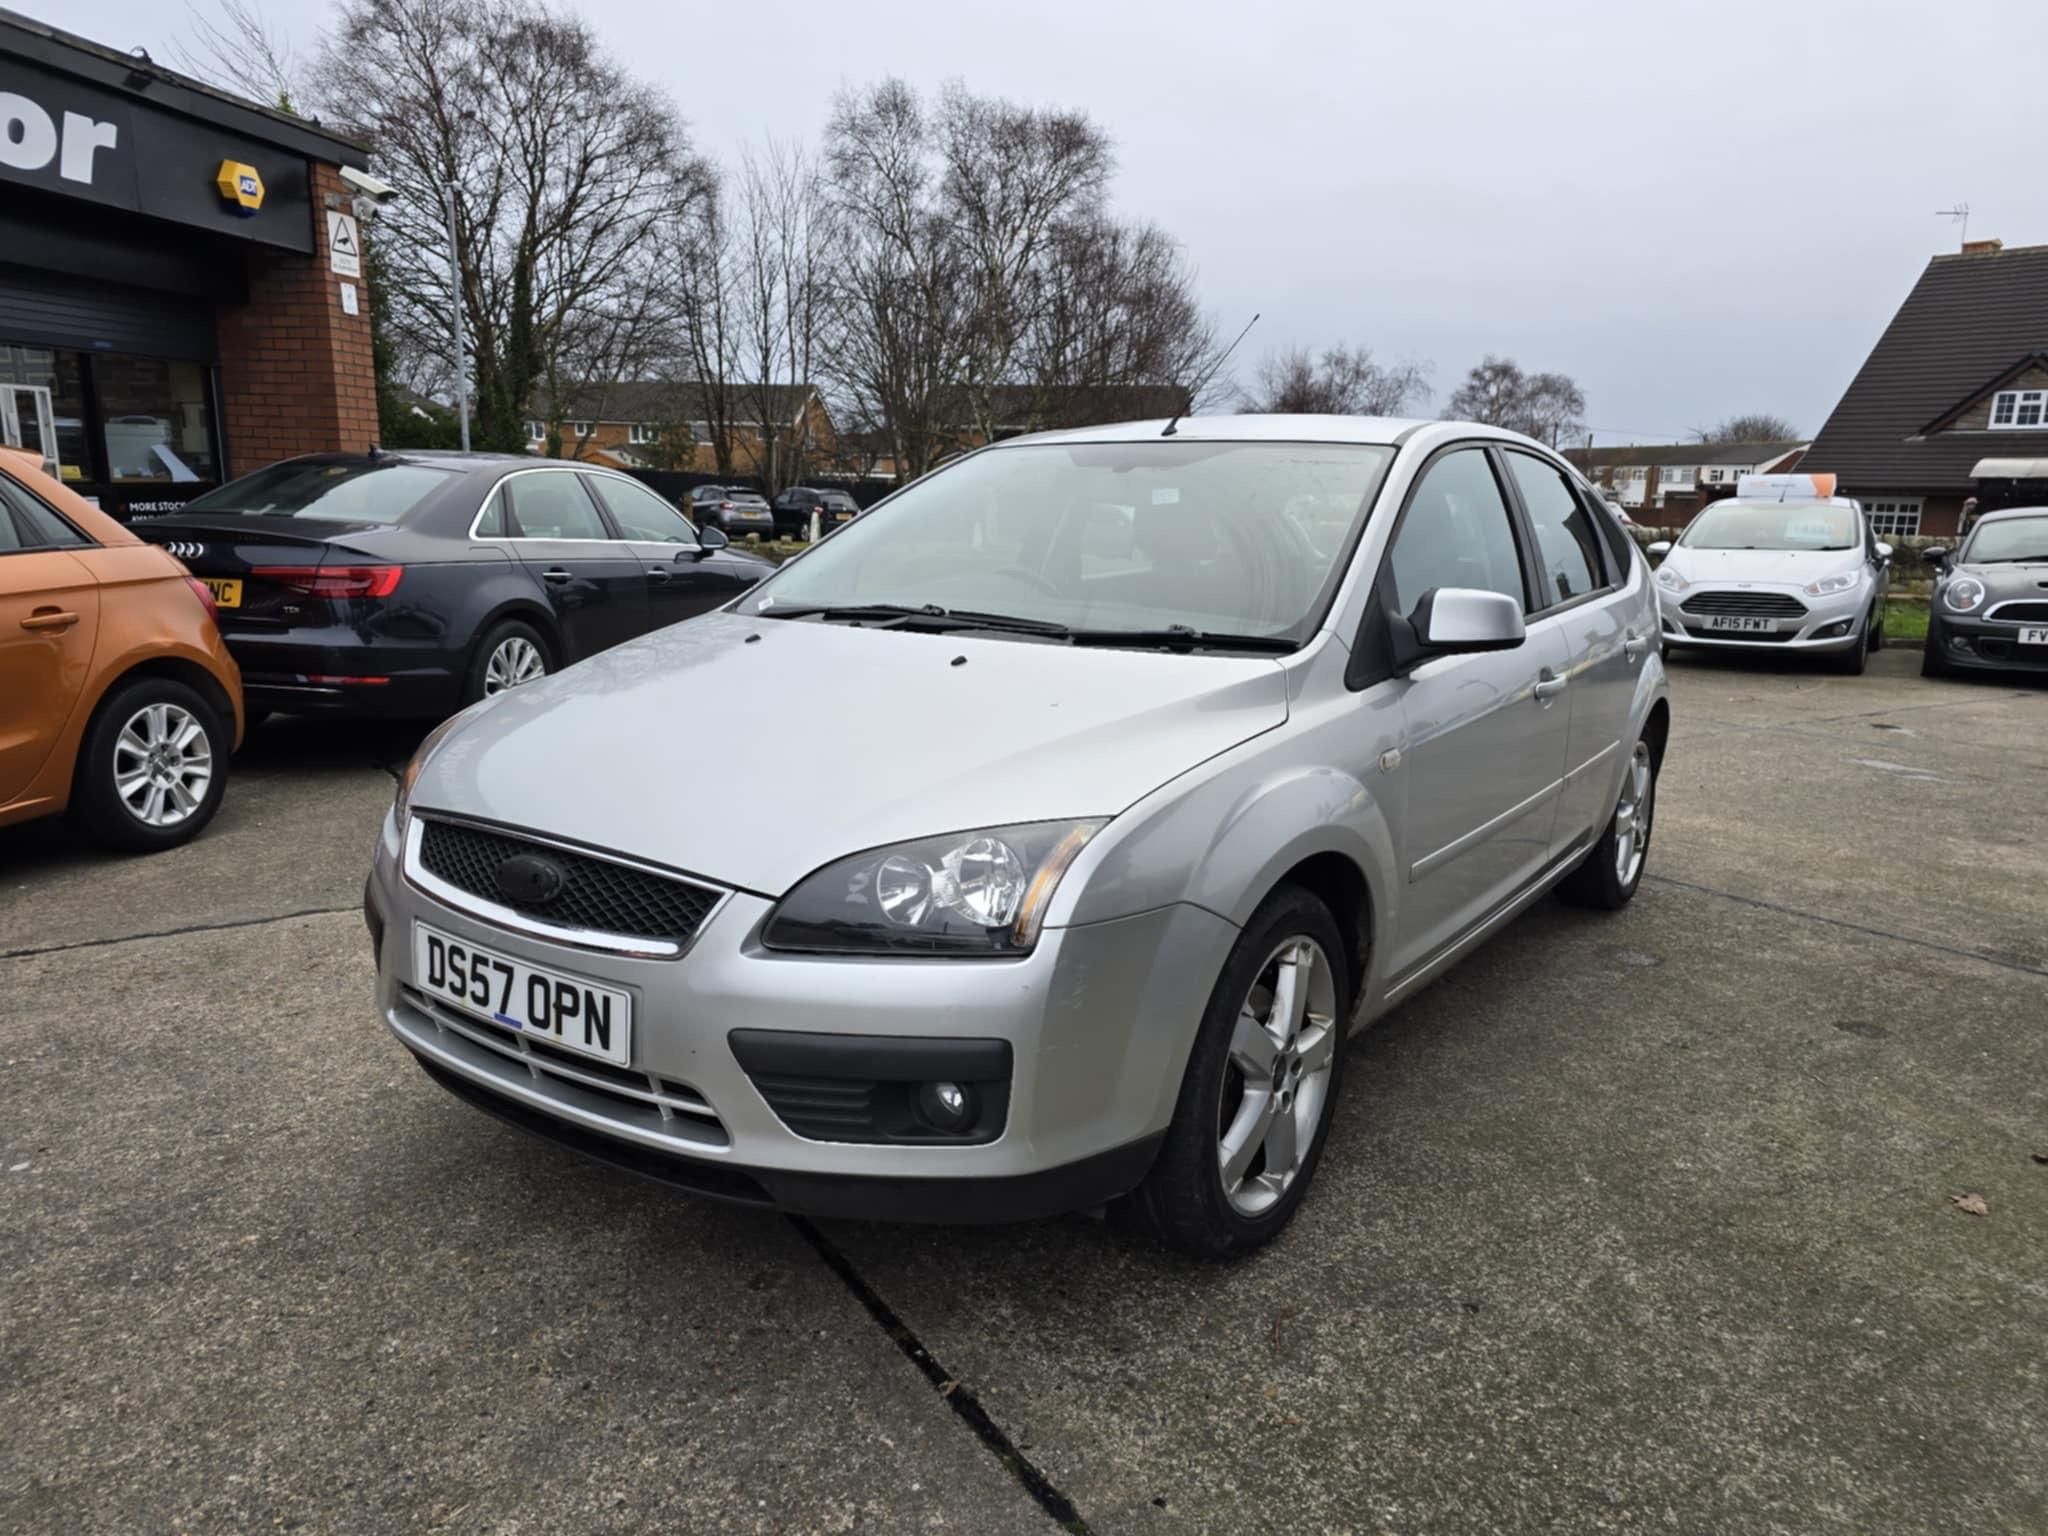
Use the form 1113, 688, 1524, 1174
182, 576, 219, 622
252, 565, 405, 599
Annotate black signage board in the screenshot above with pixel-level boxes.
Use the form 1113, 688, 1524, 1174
0, 55, 314, 253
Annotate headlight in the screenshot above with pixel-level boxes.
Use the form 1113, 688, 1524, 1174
1804, 572, 1861, 596
1654, 566, 1689, 592
763, 820, 1106, 957
395, 708, 478, 828
1944, 575, 1986, 613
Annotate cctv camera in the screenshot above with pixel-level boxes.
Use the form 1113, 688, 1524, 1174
340, 165, 396, 201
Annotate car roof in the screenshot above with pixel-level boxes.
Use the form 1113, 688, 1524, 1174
1974, 505, 2048, 523
987, 413, 1537, 450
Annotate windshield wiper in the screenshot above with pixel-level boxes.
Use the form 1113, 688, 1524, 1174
1063, 625, 1299, 654
759, 603, 1072, 636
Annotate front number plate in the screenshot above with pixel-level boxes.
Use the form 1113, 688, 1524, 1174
2020, 626, 2048, 646
1704, 615, 1778, 633
412, 922, 632, 1066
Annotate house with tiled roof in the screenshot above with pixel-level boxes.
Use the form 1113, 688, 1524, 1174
1804, 239, 2048, 537
1564, 440, 1807, 520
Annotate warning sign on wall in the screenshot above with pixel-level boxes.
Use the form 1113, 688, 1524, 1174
327, 210, 362, 278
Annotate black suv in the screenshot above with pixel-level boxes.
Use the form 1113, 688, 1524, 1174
770, 486, 862, 541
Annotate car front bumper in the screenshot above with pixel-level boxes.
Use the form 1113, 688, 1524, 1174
366, 809, 1230, 1221
1656, 582, 1870, 652
1925, 612, 2048, 673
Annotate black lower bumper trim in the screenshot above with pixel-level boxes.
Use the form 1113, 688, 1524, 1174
412, 1053, 1162, 1223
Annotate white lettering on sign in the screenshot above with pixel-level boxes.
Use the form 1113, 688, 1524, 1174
0, 92, 118, 184
60, 112, 118, 183
326, 210, 361, 277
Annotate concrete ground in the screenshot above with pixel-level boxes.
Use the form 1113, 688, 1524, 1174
3, 649, 2044, 1535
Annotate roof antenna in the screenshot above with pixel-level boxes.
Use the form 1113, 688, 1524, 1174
1935, 203, 1970, 249
1163, 312, 1259, 437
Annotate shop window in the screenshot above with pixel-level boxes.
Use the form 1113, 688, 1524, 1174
0, 345, 90, 484
97, 356, 218, 483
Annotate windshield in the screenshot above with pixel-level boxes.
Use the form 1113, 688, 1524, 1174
738, 440, 1394, 640
1962, 513, 2048, 563
181, 461, 456, 523
1679, 499, 1859, 551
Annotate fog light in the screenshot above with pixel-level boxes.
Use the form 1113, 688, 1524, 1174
1814, 619, 1853, 639
1949, 635, 1973, 654
918, 1080, 974, 1132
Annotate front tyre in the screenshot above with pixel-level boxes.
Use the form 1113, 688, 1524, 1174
71, 677, 230, 852
1122, 886, 1351, 1259
1559, 735, 1657, 910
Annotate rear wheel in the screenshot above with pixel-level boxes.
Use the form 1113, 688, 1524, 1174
1121, 886, 1351, 1259
1559, 735, 1656, 909
466, 621, 553, 704
71, 677, 230, 852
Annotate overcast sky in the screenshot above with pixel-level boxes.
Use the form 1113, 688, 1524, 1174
64, 0, 2048, 442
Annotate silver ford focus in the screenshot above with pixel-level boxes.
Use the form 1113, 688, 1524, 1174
367, 416, 1670, 1256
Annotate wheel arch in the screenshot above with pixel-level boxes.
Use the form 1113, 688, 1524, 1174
67, 655, 239, 803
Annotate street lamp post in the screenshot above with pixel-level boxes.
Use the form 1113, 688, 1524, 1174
441, 183, 471, 453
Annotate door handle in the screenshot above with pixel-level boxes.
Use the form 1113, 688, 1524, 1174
20, 608, 80, 632
647, 568, 672, 584
1623, 633, 1650, 661
1533, 671, 1568, 704
542, 568, 573, 585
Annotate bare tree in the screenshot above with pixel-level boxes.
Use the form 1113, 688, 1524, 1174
315, 0, 710, 453
936, 84, 1113, 442
819, 79, 975, 483
1693, 412, 1800, 444
171, 0, 302, 110
1243, 344, 1430, 417
1445, 355, 1585, 447
731, 143, 831, 494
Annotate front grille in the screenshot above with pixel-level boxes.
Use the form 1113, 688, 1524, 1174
398, 986, 728, 1147
1988, 599, 2048, 623
1680, 590, 1808, 617
417, 818, 720, 946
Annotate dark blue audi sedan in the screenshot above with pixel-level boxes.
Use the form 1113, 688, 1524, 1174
136, 451, 775, 720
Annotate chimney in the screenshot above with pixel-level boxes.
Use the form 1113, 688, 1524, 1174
1961, 238, 2004, 255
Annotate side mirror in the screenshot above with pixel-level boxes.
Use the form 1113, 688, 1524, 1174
1645, 540, 1672, 558
1874, 541, 1894, 561
699, 526, 730, 551
1394, 587, 1525, 672
1921, 545, 1950, 568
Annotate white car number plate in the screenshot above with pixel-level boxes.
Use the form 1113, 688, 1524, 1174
2020, 626, 2048, 646
1705, 615, 1778, 633
413, 922, 632, 1067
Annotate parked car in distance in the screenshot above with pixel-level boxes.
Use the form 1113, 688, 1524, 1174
770, 486, 862, 541
1920, 505, 2048, 677
371, 415, 1669, 1257
689, 485, 775, 540
1649, 477, 1890, 674
135, 452, 774, 721
0, 446, 243, 851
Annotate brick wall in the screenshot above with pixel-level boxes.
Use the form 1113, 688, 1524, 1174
214, 162, 379, 475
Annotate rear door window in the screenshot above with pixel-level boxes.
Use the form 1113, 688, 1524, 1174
0, 479, 92, 550
1504, 451, 1608, 609
505, 472, 609, 540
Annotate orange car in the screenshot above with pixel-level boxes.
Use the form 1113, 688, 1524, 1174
0, 448, 243, 852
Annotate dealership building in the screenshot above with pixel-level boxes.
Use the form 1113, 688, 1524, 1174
0, 9, 378, 520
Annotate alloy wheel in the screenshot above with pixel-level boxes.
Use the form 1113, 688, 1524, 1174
1613, 740, 1654, 886
1217, 935, 1338, 1216
484, 636, 546, 694
113, 702, 213, 828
